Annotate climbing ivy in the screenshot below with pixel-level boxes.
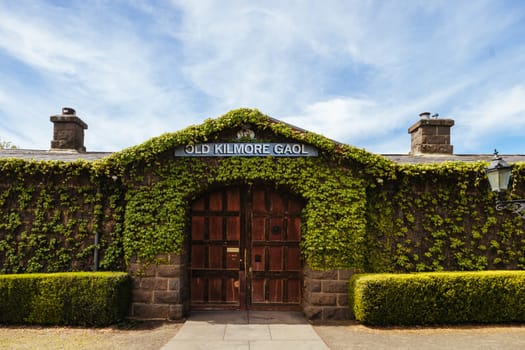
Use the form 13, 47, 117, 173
122, 156, 367, 268
0, 108, 524, 273
366, 161, 525, 272
106, 108, 388, 269
0, 159, 123, 273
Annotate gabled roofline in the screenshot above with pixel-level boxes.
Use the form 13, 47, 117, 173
2, 108, 525, 166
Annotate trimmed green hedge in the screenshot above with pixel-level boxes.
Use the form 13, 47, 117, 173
0, 272, 131, 326
349, 271, 525, 326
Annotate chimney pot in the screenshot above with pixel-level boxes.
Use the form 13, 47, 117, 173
419, 112, 431, 119
62, 107, 76, 116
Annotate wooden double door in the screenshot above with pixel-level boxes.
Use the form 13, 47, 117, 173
190, 186, 303, 310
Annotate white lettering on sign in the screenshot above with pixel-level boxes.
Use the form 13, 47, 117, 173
175, 143, 318, 157
274, 143, 308, 155
184, 144, 210, 154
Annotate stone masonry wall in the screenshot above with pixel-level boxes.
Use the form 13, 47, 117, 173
303, 266, 354, 321
128, 260, 353, 321
128, 254, 187, 320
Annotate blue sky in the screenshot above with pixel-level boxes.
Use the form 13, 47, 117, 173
1, 0, 525, 154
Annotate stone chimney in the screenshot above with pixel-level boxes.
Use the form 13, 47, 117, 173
50, 107, 88, 152
408, 112, 454, 155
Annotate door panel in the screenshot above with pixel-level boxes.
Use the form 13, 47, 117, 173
252, 217, 266, 241
268, 247, 283, 270
208, 246, 222, 268
286, 247, 302, 270
191, 246, 205, 268
190, 188, 242, 308
208, 277, 223, 302
191, 217, 205, 240
248, 187, 303, 309
252, 190, 266, 212
226, 217, 240, 240
251, 279, 265, 303
208, 217, 222, 240
287, 279, 301, 302
270, 192, 285, 212
287, 217, 301, 241
209, 192, 223, 210
268, 279, 283, 302
191, 277, 205, 302
190, 186, 302, 310
226, 189, 240, 211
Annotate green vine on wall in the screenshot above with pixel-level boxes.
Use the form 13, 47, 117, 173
0, 159, 123, 273
1, 108, 525, 273
367, 161, 525, 272
108, 108, 389, 269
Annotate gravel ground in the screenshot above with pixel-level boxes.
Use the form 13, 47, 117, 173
0, 321, 182, 350
314, 322, 525, 350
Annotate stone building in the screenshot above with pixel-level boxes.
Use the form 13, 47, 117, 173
1, 108, 524, 321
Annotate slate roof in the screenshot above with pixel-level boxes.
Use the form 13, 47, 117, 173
383, 154, 525, 164
2, 148, 525, 164
0, 149, 111, 162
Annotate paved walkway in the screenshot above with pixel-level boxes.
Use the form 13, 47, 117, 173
160, 310, 329, 350
159, 311, 525, 350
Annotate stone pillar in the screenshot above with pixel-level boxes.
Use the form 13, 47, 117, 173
50, 107, 88, 152
303, 266, 354, 321
408, 113, 454, 155
128, 254, 187, 320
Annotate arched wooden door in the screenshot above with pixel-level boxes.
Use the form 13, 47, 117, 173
189, 186, 303, 310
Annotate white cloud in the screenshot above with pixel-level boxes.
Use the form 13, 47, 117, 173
454, 85, 525, 152
0, 2, 193, 150
282, 78, 472, 152
0, 16, 98, 75
167, 1, 516, 117
283, 97, 382, 142
168, 1, 413, 115
1, 0, 525, 154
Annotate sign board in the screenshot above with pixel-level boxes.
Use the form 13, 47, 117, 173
174, 143, 318, 157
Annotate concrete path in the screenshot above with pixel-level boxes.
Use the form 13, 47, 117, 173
160, 310, 329, 350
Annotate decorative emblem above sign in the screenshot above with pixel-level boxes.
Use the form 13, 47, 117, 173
174, 143, 318, 157
236, 127, 255, 140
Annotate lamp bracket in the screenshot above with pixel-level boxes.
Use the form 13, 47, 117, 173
496, 199, 525, 219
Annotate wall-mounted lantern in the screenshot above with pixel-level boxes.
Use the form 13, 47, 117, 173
485, 150, 525, 218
